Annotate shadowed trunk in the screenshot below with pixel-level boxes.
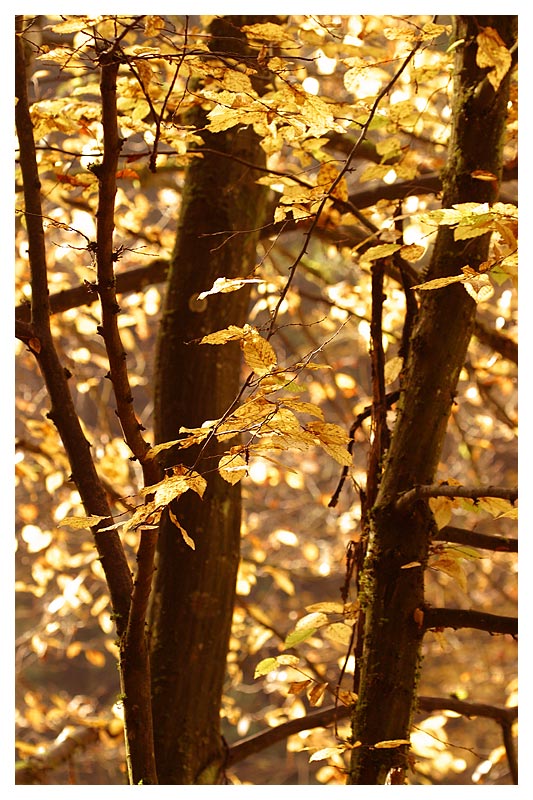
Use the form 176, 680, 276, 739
149, 17, 270, 784
347, 15, 517, 785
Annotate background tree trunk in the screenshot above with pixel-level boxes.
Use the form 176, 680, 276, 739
149, 17, 270, 784
348, 15, 517, 785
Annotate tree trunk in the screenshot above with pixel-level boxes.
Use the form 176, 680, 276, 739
348, 15, 517, 785
149, 17, 270, 784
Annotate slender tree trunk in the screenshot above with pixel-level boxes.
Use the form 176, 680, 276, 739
149, 17, 270, 784
348, 15, 517, 785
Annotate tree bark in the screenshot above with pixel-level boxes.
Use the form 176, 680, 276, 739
347, 15, 517, 785
149, 17, 270, 784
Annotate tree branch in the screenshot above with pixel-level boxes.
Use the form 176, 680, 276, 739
95, 42, 159, 786
423, 607, 517, 636
434, 526, 517, 553
396, 483, 518, 510
226, 696, 517, 768
15, 16, 133, 632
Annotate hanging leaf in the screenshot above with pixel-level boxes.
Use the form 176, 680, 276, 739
309, 745, 348, 763
197, 277, 264, 300
308, 682, 328, 706
374, 739, 411, 749
169, 508, 195, 550
242, 329, 278, 376
254, 654, 299, 678
218, 452, 248, 485
306, 421, 352, 466
288, 680, 312, 695
476, 27, 512, 91
141, 467, 207, 505
199, 325, 248, 345
58, 515, 109, 530
323, 622, 353, 646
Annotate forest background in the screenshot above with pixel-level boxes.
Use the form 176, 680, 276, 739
9, 6, 527, 792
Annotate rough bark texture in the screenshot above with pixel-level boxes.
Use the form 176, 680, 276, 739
347, 16, 517, 785
149, 17, 270, 784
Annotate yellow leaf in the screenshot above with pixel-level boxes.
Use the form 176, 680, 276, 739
463, 273, 494, 304
197, 277, 264, 300
430, 555, 467, 592
242, 22, 293, 44
308, 682, 328, 707
323, 622, 353, 646
476, 27, 512, 91
281, 398, 324, 419
399, 243, 425, 262
58, 515, 108, 530
412, 274, 465, 291
141, 467, 207, 505
358, 163, 395, 183
288, 680, 312, 695
199, 325, 247, 345
242, 329, 278, 376
309, 745, 347, 763
295, 611, 329, 631
336, 689, 358, 706
384, 356, 403, 386
218, 452, 248, 485
429, 495, 453, 529
144, 15, 165, 36
317, 162, 348, 202
306, 421, 352, 466
374, 739, 411, 749
169, 508, 195, 550
361, 243, 401, 262
305, 601, 345, 614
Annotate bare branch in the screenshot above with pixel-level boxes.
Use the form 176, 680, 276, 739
434, 526, 517, 553
226, 696, 517, 768
396, 483, 518, 510
15, 17, 133, 631
423, 607, 517, 636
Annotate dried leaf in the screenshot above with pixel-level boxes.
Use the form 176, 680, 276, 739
323, 622, 353, 646
197, 277, 264, 300
242, 329, 278, 376
58, 515, 108, 530
476, 27, 512, 91
199, 325, 248, 345
309, 745, 347, 763
308, 682, 328, 707
218, 452, 248, 485
169, 507, 195, 550
374, 739, 411, 749
288, 680, 312, 695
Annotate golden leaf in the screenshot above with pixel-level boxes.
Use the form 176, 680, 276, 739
169, 508, 195, 550
476, 27, 512, 91
288, 680, 312, 695
197, 277, 263, 300
309, 745, 347, 763
218, 452, 248, 485
317, 162, 348, 202
308, 682, 328, 707
323, 622, 353, 646
242, 329, 278, 376
374, 739, 411, 749
200, 325, 247, 345
399, 243, 425, 262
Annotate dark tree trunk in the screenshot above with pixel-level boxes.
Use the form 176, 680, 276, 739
149, 17, 270, 784
347, 15, 517, 785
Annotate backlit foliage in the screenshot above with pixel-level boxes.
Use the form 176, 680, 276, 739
15, 14, 517, 785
